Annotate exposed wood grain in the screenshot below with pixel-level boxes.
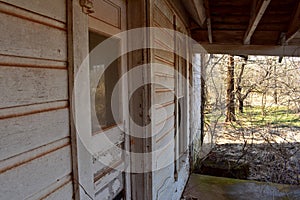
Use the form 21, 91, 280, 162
0, 67, 68, 109
243, 0, 271, 44
127, 0, 152, 198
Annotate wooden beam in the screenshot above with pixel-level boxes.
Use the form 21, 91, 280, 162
194, 43, 300, 57
243, 0, 271, 45
286, 1, 300, 43
203, 0, 212, 43
192, 30, 281, 44
191, 0, 206, 26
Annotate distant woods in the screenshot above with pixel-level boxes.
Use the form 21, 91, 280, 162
204, 55, 300, 122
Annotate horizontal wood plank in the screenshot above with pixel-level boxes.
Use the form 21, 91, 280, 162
0, 12, 67, 60
153, 4, 173, 29
154, 90, 175, 105
26, 175, 72, 200
0, 108, 69, 160
0, 67, 68, 108
42, 181, 73, 200
154, 0, 174, 24
1, 0, 66, 23
0, 145, 72, 199
0, 54, 67, 69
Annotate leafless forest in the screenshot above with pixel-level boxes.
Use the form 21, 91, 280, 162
196, 55, 300, 185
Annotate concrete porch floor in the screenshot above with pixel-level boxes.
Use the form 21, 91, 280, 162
182, 174, 300, 200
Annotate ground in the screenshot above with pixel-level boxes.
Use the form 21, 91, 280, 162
197, 106, 300, 185
182, 174, 300, 200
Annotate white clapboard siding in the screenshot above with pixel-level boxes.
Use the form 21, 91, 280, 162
26, 175, 73, 200
0, 66, 68, 108
154, 90, 175, 104
155, 165, 174, 199
0, 11, 67, 60
155, 115, 174, 136
41, 181, 73, 200
0, 106, 69, 160
1, 0, 67, 23
0, 1, 71, 199
154, 73, 175, 90
0, 145, 71, 200
151, 0, 192, 199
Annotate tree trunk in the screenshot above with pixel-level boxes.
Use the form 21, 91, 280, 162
261, 92, 267, 116
273, 65, 278, 104
236, 59, 247, 113
239, 98, 244, 113
225, 55, 236, 122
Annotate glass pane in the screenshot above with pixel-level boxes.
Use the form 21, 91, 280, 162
89, 31, 120, 133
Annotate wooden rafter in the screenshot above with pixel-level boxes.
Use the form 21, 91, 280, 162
286, 0, 300, 43
204, 0, 212, 43
194, 43, 300, 57
191, 0, 206, 26
243, 0, 271, 45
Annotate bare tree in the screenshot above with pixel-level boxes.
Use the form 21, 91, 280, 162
225, 55, 236, 122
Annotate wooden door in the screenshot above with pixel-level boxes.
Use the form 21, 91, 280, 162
71, 0, 128, 199
88, 1, 127, 199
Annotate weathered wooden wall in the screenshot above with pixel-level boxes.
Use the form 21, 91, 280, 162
0, 0, 73, 199
151, 0, 191, 199
0, 0, 202, 199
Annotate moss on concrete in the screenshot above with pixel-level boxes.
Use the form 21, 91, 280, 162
183, 174, 300, 200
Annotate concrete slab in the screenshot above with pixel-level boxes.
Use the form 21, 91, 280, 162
183, 174, 300, 200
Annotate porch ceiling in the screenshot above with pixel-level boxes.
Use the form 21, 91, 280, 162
184, 0, 300, 56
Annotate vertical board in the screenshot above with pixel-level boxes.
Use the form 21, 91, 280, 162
152, 0, 191, 199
